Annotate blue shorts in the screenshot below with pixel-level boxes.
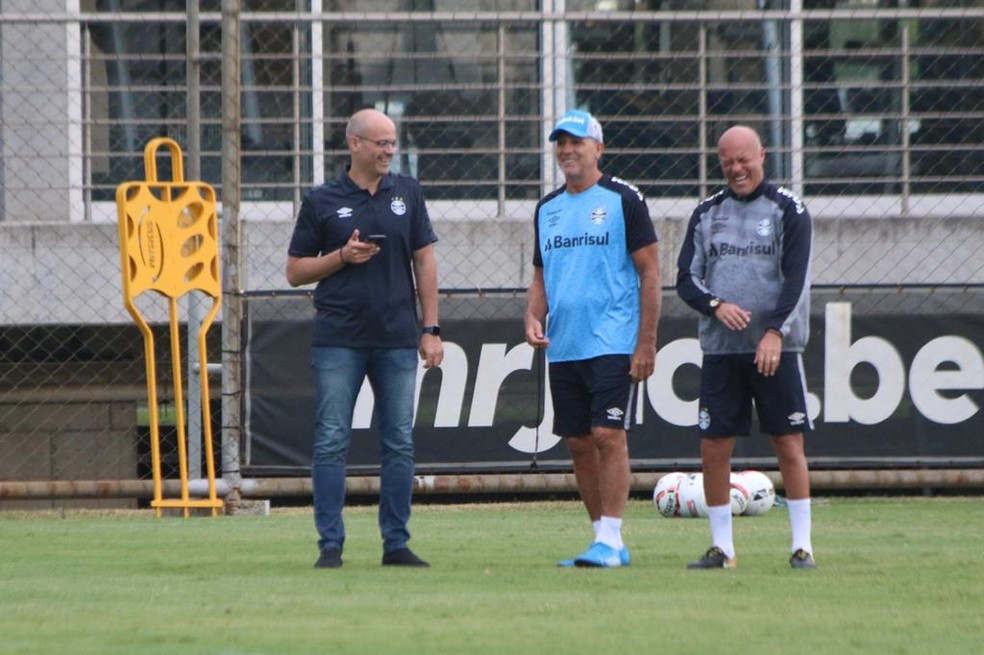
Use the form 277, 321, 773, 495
698, 353, 812, 437
549, 355, 636, 437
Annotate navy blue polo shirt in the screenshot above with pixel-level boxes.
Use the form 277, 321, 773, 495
288, 171, 438, 348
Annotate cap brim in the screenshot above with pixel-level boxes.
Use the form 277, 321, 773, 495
549, 128, 587, 141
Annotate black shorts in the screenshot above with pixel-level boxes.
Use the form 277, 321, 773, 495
549, 355, 636, 437
698, 353, 813, 437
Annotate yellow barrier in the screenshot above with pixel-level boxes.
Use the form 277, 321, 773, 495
116, 138, 223, 517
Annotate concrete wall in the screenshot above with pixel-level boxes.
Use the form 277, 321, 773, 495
2, 214, 982, 326
0, 394, 139, 510
0, 0, 79, 225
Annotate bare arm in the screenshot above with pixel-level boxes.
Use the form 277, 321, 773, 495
630, 242, 661, 382
286, 252, 344, 288
285, 229, 378, 287
524, 267, 550, 348
412, 243, 443, 368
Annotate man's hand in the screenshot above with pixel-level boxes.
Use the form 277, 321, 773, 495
630, 343, 656, 382
341, 229, 381, 265
524, 317, 550, 349
419, 334, 443, 369
714, 301, 751, 331
755, 330, 783, 376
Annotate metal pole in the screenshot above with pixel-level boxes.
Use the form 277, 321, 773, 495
3, 469, 983, 500
220, 0, 244, 499
900, 24, 911, 215
186, 0, 204, 481
541, 0, 566, 196
698, 25, 708, 198
497, 24, 506, 217
760, 0, 784, 180
789, 0, 805, 197
311, 0, 325, 189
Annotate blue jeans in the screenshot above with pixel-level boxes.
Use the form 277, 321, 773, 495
311, 346, 418, 554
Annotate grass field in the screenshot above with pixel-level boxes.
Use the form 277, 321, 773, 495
1, 496, 981, 655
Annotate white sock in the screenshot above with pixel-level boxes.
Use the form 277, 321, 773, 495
592, 519, 601, 540
597, 516, 623, 550
707, 504, 735, 558
787, 498, 813, 554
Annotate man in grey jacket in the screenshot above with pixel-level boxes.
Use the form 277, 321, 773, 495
676, 124, 816, 570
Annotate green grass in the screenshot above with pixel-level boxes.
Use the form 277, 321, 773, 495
1, 497, 982, 655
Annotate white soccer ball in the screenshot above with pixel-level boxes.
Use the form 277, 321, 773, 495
676, 473, 708, 518
736, 470, 776, 516
727, 473, 751, 516
652, 472, 686, 517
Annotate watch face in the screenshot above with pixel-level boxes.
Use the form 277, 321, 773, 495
423, 326, 441, 336
710, 299, 720, 308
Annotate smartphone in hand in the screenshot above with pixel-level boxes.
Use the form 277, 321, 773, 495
363, 234, 387, 244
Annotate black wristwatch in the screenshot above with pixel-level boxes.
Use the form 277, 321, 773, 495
708, 297, 722, 313
422, 325, 441, 336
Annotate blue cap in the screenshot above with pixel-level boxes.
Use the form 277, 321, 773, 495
549, 109, 604, 143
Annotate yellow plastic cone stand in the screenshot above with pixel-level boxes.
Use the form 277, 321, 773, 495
116, 138, 223, 517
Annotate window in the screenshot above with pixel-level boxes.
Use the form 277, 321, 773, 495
73, 2, 984, 211
321, 0, 542, 200
803, 2, 984, 195
84, 0, 300, 201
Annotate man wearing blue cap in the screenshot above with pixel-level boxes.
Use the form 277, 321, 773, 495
524, 109, 662, 567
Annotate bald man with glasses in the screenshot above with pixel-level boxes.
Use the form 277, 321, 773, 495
288, 108, 442, 569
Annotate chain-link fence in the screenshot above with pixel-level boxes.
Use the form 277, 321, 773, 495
1, 2, 983, 508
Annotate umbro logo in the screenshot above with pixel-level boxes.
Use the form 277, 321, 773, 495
788, 411, 806, 426
606, 407, 624, 421
336, 207, 353, 218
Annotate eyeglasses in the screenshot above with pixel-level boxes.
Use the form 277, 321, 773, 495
354, 135, 398, 149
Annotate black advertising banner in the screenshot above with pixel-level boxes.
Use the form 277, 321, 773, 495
244, 292, 983, 475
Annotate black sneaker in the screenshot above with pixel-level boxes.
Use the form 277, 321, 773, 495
789, 549, 816, 569
687, 546, 737, 569
382, 547, 430, 567
314, 549, 342, 569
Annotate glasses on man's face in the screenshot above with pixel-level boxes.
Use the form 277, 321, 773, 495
355, 135, 398, 149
